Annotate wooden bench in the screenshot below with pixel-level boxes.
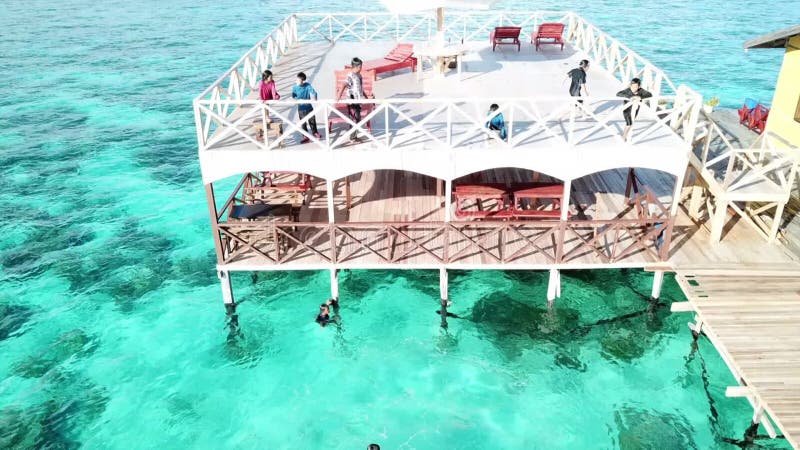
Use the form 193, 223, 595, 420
244, 172, 313, 205
454, 183, 569, 220
490, 26, 522, 52
345, 43, 417, 77
531, 23, 565, 51
252, 118, 284, 147
328, 69, 376, 134
454, 184, 508, 218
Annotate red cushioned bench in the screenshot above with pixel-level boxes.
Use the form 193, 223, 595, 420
490, 26, 522, 52
454, 183, 569, 219
531, 23, 565, 51
344, 43, 417, 77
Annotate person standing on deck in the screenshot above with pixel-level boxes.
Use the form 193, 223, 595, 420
292, 72, 321, 143
564, 59, 590, 115
616, 77, 653, 141
259, 70, 280, 131
259, 70, 280, 102
337, 58, 373, 142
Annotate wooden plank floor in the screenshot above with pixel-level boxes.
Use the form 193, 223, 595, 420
674, 269, 800, 449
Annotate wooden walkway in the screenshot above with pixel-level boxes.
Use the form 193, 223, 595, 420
673, 266, 800, 449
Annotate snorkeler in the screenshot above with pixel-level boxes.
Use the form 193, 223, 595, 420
315, 298, 339, 327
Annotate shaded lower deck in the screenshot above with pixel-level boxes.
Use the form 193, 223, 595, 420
214, 168, 799, 270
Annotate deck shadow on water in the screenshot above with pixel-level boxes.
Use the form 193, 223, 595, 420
613, 405, 698, 450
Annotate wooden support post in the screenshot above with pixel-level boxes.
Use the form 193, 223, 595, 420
651, 270, 664, 300
218, 270, 235, 305
547, 268, 560, 304
330, 268, 339, 300
345, 176, 352, 211
205, 183, 225, 264
436, 179, 443, 198
768, 202, 785, 243
326, 178, 335, 224
688, 185, 704, 219
709, 197, 728, 243
688, 315, 703, 339
444, 179, 453, 222
439, 267, 449, 328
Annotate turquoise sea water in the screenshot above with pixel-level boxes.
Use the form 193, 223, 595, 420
1, 0, 798, 448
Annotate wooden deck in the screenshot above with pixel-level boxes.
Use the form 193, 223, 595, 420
217, 168, 800, 270
673, 267, 800, 449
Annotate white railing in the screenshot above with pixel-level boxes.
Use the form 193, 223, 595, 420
195, 94, 700, 152
294, 11, 573, 45
692, 115, 799, 198
194, 11, 702, 154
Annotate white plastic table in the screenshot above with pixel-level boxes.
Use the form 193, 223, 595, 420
414, 43, 467, 80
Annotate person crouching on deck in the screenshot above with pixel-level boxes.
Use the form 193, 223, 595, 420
292, 72, 320, 143
617, 77, 652, 141
486, 104, 507, 141
337, 58, 373, 142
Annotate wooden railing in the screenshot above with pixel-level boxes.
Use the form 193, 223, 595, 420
215, 189, 671, 267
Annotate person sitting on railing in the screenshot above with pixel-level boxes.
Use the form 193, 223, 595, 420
485, 104, 507, 141
336, 58, 374, 143
292, 72, 321, 143
617, 77, 653, 141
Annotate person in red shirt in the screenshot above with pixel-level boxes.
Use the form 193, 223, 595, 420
259, 70, 279, 101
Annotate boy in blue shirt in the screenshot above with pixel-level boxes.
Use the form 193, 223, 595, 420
291, 72, 320, 143
486, 104, 507, 140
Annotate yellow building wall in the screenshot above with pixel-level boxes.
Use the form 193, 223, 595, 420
766, 35, 800, 147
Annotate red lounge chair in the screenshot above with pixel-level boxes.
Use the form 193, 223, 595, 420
490, 26, 522, 51
738, 98, 759, 124
531, 23, 565, 51
328, 69, 376, 134
344, 43, 417, 77
748, 104, 769, 134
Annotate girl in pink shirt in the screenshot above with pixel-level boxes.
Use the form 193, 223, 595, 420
259, 70, 279, 101
259, 70, 279, 126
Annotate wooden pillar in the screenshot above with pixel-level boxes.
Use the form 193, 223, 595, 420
547, 268, 560, 304
651, 270, 664, 299
345, 176, 352, 211
218, 270, 235, 305
444, 179, 453, 222
688, 315, 704, 339
439, 267, 448, 328
768, 202, 786, 243
205, 183, 225, 263
326, 179, 335, 223
330, 268, 339, 300
688, 184, 705, 219
709, 197, 728, 243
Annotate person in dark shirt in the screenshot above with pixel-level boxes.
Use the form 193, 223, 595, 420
565, 59, 589, 99
315, 298, 339, 327
616, 77, 653, 140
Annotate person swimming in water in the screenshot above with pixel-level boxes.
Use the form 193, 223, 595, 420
315, 298, 339, 327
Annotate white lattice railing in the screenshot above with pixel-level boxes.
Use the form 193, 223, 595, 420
194, 11, 702, 153
196, 94, 700, 152
692, 115, 799, 198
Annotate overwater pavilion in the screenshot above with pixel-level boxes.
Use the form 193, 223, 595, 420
194, 11, 800, 447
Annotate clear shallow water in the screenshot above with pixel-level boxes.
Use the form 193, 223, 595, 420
0, 0, 796, 448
